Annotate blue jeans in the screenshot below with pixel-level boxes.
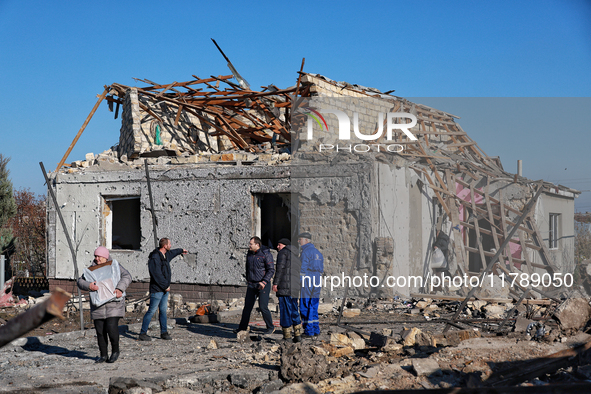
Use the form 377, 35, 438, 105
140, 291, 169, 334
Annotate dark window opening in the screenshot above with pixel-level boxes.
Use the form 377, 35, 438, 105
254, 193, 292, 249
103, 197, 141, 250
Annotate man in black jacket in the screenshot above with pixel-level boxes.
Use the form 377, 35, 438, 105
272, 238, 303, 342
139, 238, 187, 341
236, 236, 275, 335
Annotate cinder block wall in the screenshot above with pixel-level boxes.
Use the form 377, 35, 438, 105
49, 279, 245, 303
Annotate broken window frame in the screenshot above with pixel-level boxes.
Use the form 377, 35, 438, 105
101, 195, 141, 251
549, 213, 560, 250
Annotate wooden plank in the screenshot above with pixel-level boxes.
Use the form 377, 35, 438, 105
471, 185, 493, 272
456, 177, 528, 217
452, 122, 488, 161
463, 245, 525, 263
484, 180, 507, 270
447, 142, 476, 147
443, 184, 544, 333
174, 105, 183, 126
485, 338, 591, 387
156, 81, 177, 97
422, 170, 451, 218
519, 230, 533, 275
293, 57, 305, 98
138, 102, 163, 123
410, 293, 513, 304
181, 106, 244, 149
498, 190, 515, 269
215, 112, 252, 150
424, 181, 534, 236
460, 221, 517, 243
55, 87, 109, 172
445, 170, 469, 274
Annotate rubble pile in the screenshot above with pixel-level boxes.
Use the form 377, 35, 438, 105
3, 292, 591, 392
280, 342, 355, 383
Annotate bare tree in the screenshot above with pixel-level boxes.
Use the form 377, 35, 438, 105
7, 189, 46, 277
0, 154, 17, 253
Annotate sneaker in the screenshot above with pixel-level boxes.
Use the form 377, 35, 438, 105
161, 332, 172, 340
138, 333, 151, 341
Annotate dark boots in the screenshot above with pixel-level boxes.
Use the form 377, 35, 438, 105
282, 327, 293, 343
293, 324, 303, 343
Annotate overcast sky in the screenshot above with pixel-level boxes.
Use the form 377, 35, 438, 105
1, 0, 590, 210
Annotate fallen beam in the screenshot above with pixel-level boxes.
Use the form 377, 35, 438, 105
485, 337, 591, 387
0, 287, 71, 348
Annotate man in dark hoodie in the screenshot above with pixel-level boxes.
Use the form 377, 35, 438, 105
236, 236, 275, 335
139, 238, 187, 341
272, 238, 303, 342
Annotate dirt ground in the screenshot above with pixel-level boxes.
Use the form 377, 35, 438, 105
2, 296, 591, 393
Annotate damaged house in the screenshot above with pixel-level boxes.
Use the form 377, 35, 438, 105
46, 71, 578, 302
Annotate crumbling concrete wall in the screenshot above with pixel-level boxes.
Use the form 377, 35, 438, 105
535, 192, 576, 275
293, 159, 372, 298
291, 156, 437, 298
371, 162, 437, 296
47, 164, 290, 286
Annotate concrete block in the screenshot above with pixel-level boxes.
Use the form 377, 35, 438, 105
382, 342, 403, 353
555, 298, 591, 330
484, 304, 506, 319
349, 337, 365, 350
415, 300, 430, 309
330, 333, 350, 346
415, 331, 435, 347
401, 327, 421, 347
342, 308, 360, 318
311, 345, 329, 356
317, 303, 333, 315
330, 346, 354, 358
412, 358, 441, 377
237, 330, 251, 344
206, 339, 218, 349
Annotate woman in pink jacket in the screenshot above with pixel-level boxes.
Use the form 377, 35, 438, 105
77, 246, 131, 363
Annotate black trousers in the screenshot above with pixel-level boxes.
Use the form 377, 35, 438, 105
94, 317, 120, 356
238, 284, 273, 331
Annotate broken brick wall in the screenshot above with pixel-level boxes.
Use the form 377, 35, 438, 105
117, 88, 226, 160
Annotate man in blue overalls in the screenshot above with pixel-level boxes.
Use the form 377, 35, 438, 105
298, 232, 324, 338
